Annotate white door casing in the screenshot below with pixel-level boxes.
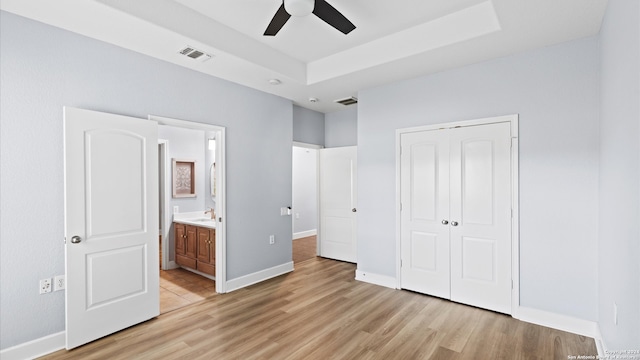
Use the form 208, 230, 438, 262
319, 146, 357, 263
399, 118, 514, 314
64, 107, 159, 349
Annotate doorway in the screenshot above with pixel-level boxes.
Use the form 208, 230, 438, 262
151, 115, 227, 296
292, 143, 321, 263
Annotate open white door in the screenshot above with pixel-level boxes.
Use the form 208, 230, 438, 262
64, 107, 159, 349
319, 146, 357, 263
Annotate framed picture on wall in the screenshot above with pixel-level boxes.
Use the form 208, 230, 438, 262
172, 159, 196, 198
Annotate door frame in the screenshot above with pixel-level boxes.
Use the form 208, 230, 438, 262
395, 114, 520, 314
158, 139, 171, 271
150, 115, 228, 294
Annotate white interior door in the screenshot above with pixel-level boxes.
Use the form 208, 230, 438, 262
64, 107, 159, 349
400, 121, 512, 314
319, 146, 357, 263
449, 122, 512, 314
400, 131, 451, 299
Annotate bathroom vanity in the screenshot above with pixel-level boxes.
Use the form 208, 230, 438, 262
173, 217, 216, 279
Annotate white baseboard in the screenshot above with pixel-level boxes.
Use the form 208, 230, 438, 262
0, 331, 65, 360
355, 269, 397, 289
293, 230, 317, 240
225, 262, 294, 293
164, 260, 180, 270
515, 306, 598, 338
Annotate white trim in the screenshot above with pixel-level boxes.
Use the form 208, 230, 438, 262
225, 262, 294, 293
167, 260, 180, 270
594, 326, 606, 359
293, 229, 317, 239
355, 269, 397, 289
0, 331, 65, 360
158, 139, 171, 271
293, 141, 324, 149
395, 114, 520, 314
149, 115, 227, 294
515, 306, 598, 338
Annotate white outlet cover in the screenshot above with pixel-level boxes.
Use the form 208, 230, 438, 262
54, 275, 65, 291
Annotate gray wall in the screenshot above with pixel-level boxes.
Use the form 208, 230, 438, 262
292, 105, 324, 146
598, 0, 640, 350
0, 11, 293, 349
292, 147, 318, 235
325, 107, 357, 147
357, 37, 600, 322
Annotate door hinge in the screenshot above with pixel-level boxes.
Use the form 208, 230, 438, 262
511, 279, 513, 289
400, 203, 403, 211
400, 146, 402, 155
401, 259, 403, 268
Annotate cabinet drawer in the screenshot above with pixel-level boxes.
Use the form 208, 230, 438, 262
176, 254, 196, 269
197, 261, 215, 276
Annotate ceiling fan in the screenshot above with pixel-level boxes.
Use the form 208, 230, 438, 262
264, 0, 356, 36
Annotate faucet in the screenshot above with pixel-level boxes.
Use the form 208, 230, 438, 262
204, 208, 215, 220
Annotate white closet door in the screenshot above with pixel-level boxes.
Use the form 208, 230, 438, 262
449, 122, 512, 314
400, 121, 512, 314
400, 131, 451, 299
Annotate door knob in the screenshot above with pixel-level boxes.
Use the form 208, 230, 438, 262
352, 208, 357, 213
441, 220, 449, 225
451, 221, 459, 226
70, 235, 82, 244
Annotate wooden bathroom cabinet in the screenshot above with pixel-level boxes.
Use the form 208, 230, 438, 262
174, 222, 215, 277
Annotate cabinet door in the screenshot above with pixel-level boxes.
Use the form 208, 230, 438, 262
196, 226, 211, 263
175, 223, 186, 256
185, 225, 197, 259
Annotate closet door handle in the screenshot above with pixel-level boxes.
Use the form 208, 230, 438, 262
451, 221, 459, 227
441, 220, 449, 225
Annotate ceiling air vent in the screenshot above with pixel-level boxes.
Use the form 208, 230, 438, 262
178, 46, 212, 62
335, 96, 358, 106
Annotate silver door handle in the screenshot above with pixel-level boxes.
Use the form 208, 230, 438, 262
71, 235, 82, 244
352, 208, 357, 213
441, 220, 449, 225
451, 221, 459, 226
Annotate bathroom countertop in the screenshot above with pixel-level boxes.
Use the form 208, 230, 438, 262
173, 211, 216, 229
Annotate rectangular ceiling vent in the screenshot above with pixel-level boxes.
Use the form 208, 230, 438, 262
178, 46, 213, 62
335, 96, 358, 106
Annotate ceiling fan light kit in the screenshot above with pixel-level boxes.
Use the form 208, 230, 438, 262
284, 0, 314, 17
264, 0, 356, 36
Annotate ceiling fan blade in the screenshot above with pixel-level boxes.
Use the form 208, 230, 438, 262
312, 0, 355, 35
264, 4, 291, 36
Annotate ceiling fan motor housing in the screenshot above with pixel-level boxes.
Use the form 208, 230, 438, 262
285, 0, 315, 17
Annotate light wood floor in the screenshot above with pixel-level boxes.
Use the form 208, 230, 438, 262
42, 257, 596, 359
159, 235, 316, 314
293, 235, 317, 264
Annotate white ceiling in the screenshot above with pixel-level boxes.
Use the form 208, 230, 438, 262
1, 0, 609, 113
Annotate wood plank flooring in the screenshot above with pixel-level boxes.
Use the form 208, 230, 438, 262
41, 257, 597, 359
292, 235, 317, 264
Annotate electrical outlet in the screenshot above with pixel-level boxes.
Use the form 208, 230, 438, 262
173, 206, 179, 214
269, 235, 275, 245
295, 213, 300, 219
40, 278, 52, 294
54, 275, 65, 291
614, 302, 618, 325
